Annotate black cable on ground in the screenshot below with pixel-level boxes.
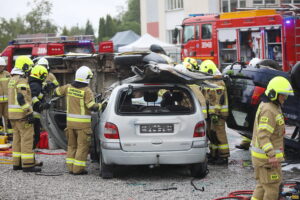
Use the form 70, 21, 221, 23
190, 178, 205, 191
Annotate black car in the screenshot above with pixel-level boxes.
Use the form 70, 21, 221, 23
222, 61, 300, 150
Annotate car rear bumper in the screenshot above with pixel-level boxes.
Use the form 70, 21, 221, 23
102, 147, 207, 165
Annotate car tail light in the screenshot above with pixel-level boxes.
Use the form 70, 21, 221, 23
193, 121, 205, 137
251, 86, 266, 105
104, 122, 120, 139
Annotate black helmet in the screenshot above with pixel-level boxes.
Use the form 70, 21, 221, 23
150, 44, 166, 55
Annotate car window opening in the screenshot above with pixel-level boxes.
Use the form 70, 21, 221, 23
118, 87, 194, 115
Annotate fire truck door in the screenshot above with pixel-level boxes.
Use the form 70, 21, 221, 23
196, 23, 215, 62
182, 24, 197, 58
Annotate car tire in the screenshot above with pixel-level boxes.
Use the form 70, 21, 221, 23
99, 149, 114, 179
190, 159, 208, 178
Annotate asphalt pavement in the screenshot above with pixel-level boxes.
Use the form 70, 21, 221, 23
0, 128, 299, 200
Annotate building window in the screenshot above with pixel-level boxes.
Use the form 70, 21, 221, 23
222, 0, 246, 12
167, 29, 181, 44
253, 0, 275, 4
166, 0, 184, 11
202, 24, 212, 40
253, 0, 263, 4
222, 0, 229, 12
282, 0, 300, 3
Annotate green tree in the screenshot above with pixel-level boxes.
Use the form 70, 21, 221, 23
98, 17, 106, 42
85, 20, 94, 35
69, 25, 85, 35
61, 26, 69, 36
25, 0, 57, 33
0, 17, 26, 51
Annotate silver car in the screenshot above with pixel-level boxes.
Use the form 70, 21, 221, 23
95, 82, 208, 178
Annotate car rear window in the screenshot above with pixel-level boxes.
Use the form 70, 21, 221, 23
117, 86, 195, 115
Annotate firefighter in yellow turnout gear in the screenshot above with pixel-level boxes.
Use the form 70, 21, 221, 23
182, 58, 208, 119
37, 57, 59, 93
251, 76, 293, 200
0, 57, 11, 134
8, 56, 42, 172
54, 66, 101, 175
200, 60, 230, 165
29, 65, 49, 148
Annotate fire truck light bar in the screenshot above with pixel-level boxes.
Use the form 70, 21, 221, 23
189, 14, 204, 17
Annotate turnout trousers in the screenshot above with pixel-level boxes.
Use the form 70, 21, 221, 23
0, 102, 8, 131
66, 128, 92, 174
252, 165, 282, 200
11, 119, 35, 168
208, 118, 230, 158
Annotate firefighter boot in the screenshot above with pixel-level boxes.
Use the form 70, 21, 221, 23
73, 170, 88, 175
13, 165, 22, 170
214, 157, 228, 165
23, 167, 42, 173
235, 143, 250, 150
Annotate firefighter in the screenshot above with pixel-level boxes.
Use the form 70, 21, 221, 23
200, 59, 230, 165
29, 65, 49, 148
37, 57, 59, 93
54, 66, 101, 175
0, 57, 12, 134
8, 56, 42, 172
251, 76, 293, 200
182, 58, 208, 118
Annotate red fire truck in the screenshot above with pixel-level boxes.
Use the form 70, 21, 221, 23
0, 34, 96, 72
179, 9, 300, 72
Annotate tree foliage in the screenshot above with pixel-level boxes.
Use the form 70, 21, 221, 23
85, 20, 94, 35
25, 0, 57, 34
97, 0, 140, 42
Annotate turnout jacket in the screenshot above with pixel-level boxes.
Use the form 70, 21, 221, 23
251, 101, 285, 167
55, 83, 98, 129
188, 84, 207, 119
0, 70, 10, 103
201, 80, 229, 118
8, 75, 33, 119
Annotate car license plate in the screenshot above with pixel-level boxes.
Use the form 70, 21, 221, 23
140, 124, 174, 133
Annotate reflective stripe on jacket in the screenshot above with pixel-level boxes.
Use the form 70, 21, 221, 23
251, 102, 285, 167
201, 80, 228, 117
55, 84, 97, 128
0, 71, 10, 103
8, 75, 33, 119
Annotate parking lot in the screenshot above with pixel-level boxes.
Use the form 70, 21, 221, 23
0, 127, 299, 200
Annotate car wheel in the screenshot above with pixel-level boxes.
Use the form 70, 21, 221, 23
190, 159, 208, 178
99, 149, 114, 179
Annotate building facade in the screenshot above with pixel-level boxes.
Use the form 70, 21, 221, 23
140, 0, 300, 44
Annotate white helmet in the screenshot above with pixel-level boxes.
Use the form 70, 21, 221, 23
11, 67, 24, 75
37, 57, 49, 70
0, 57, 6, 66
75, 66, 93, 84
249, 58, 261, 67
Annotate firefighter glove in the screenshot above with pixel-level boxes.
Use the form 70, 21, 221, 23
26, 113, 34, 124
211, 115, 219, 124
39, 102, 51, 111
